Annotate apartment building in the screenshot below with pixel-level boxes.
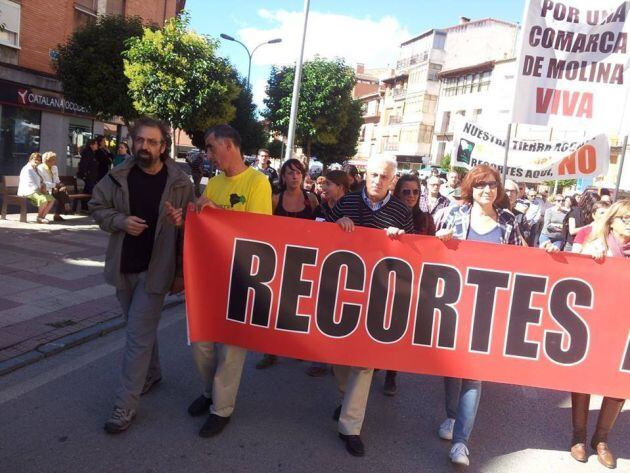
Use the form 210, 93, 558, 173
0, 0, 185, 176
430, 18, 518, 164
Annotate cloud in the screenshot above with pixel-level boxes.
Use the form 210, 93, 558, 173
251, 78, 268, 112
238, 9, 410, 69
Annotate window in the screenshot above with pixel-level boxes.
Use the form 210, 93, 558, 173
106, 0, 126, 15
74, 0, 97, 30
0, 0, 20, 48
75, 0, 97, 10
440, 70, 492, 96
0, 105, 41, 176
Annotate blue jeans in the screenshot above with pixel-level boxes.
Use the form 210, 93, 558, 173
444, 377, 482, 446
538, 234, 562, 249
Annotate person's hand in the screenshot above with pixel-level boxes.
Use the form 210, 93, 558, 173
542, 241, 560, 253
164, 201, 184, 227
336, 217, 355, 233
435, 228, 454, 241
195, 195, 218, 212
170, 276, 184, 295
385, 227, 405, 239
591, 249, 605, 262
124, 216, 148, 236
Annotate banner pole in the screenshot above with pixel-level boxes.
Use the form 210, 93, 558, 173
502, 123, 512, 183
614, 135, 628, 198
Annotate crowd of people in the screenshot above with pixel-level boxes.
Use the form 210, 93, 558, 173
85, 118, 629, 469
15, 135, 131, 224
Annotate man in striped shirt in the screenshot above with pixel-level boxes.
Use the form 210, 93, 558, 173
325, 155, 414, 457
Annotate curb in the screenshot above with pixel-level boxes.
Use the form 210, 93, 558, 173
0, 299, 184, 377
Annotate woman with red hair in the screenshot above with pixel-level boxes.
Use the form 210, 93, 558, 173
434, 165, 521, 466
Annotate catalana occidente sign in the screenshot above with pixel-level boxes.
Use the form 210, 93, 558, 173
0, 80, 92, 117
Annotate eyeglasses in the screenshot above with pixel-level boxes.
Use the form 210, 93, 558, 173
472, 181, 498, 190
134, 137, 163, 147
614, 215, 630, 224
401, 189, 420, 196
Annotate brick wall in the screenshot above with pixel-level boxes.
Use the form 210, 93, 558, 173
16, 0, 179, 75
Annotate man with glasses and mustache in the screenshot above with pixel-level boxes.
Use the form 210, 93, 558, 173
89, 117, 194, 434
420, 175, 451, 217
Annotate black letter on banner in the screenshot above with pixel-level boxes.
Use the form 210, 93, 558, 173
316, 251, 364, 338
366, 258, 413, 343
467, 269, 510, 353
276, 246, 317, 333
414, 264, 461, 348
505, 275, 546, 359
227, 239, 276, 326
622, 336, 630, 372
544, 279, 591, 365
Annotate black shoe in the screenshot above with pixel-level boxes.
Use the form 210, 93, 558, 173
333, 405, 341, 421
339, 433, 365, 457
187, 395, 212, 417
199, 414, 230, 438
384, 372, 397, 396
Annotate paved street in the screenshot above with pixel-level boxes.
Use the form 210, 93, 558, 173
1, 303, 628, 473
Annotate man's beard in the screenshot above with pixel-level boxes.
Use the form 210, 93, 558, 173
135, 149, 159, 168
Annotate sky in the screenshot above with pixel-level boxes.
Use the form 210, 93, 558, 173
186, 0, 526, 109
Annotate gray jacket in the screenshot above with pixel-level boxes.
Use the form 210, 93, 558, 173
89, 157, 194, 294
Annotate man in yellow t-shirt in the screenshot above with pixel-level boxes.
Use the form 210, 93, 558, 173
172, 124, 271, 438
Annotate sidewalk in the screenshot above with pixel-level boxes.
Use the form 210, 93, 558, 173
0, 212, 183, 375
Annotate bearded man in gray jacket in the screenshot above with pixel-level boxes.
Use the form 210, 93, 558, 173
89, 117, 194, 434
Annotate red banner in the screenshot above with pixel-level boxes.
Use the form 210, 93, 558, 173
184, 208, 630, 399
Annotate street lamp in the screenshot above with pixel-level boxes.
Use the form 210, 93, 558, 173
219, 33, 282, 89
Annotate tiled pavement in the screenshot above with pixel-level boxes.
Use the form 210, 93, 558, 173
0, 212, 182, 374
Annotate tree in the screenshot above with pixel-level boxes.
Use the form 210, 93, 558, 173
187, 77, 267, 154
124, 13, 239, 135
54, 15, 146, 123
439, 154, 467, 176
263, 57, 362, 164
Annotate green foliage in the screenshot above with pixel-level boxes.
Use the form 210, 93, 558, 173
124, 13, 239, 133
262, 57, 362, 164
544, 179, 577, 191
229, 79, 267, 155
439, 154, 467, 176
266, 139, 284, 159
54, 15, 146, 122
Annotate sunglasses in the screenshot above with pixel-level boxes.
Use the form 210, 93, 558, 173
472, 181, 498, 190
401, 189, 420, 196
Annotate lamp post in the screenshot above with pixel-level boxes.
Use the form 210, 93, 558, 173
284, 0, 311, 162
219, 33, 282, 89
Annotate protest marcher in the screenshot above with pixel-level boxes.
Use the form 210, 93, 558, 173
568, 199, 630, 468
523, 187, 545, 246
77, 139, 99, 194
562, 190, 600, 251
17, 152, 55, 224
435, 164, 522, 466
304, 174, 315, 193
326, 154, 414, 457
343, 163, 363, 192
89, 117, 194, 434
95, 135, 113, 181
314, 170, 350, 222
563, 195, 577, 213
440, 170, 460, 200
503, 179, 529, 246
169, 125, 272, 439
256, 159, 319, 370
254, 148, 279, 187
314, 175, 326, 203
571, 201, 611, 254
539, 194, 568, 250
420, 175, 451, 217
186, 148, 205, 197
38, 151, 71, 221
113, 142, 132, 167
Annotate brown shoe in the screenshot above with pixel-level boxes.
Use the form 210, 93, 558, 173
570, 443, 587, 463
592, 441, 616, 469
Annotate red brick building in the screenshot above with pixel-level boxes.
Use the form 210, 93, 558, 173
0, 0, 185, 176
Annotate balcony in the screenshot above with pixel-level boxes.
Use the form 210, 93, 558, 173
388, 115, 403, 125
384, 142, 399, 151
392, 88, 407, 100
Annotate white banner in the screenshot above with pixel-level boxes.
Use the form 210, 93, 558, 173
452, 120, 610, 183
513, 0, 630, 134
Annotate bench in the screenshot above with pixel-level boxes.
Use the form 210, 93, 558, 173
59, 176, 91, 213
1, 176, 29, 222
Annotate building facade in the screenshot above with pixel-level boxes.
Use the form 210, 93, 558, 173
0, 0, 185, 177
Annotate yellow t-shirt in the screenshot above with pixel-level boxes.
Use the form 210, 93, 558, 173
204, 166, 272, 215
